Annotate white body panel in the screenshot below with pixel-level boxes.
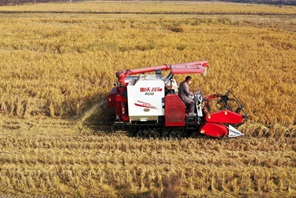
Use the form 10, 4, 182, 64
127, 74, 165, 122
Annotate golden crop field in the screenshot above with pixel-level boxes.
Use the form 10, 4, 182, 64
0, 1, 295, 197
1, 1, 296, 14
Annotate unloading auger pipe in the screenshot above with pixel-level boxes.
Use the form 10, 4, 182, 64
116, 61, 208, 85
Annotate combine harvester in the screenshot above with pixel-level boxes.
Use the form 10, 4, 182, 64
103, 61, 248, 138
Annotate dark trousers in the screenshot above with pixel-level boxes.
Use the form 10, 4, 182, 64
182, 97, 195, 114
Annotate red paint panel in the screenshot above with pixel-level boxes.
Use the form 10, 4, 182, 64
172, 61, 208, 67
107, 87, 118, 107
114, 89, 129, 122
115, 94, 122, 102
171, 65, 206, 74
165, 95, 186, 126
206, 110, 242, 124
107, 94, 115, 107
200, 123, 228, 138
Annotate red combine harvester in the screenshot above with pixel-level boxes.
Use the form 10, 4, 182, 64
104, 61, 248, 138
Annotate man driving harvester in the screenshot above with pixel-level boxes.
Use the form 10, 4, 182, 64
178, 76, 196, 116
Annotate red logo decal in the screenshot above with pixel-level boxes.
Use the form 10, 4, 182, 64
140, 87, 163, 92
134, 100, 156, 109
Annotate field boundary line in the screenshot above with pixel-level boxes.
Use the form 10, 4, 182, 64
0, 10, 295, 16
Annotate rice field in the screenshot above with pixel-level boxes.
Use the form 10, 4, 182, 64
0, 1, 295, 197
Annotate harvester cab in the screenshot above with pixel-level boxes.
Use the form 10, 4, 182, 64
104, 61, 248, 138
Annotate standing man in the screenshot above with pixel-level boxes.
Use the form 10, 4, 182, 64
178, 76, 196, 115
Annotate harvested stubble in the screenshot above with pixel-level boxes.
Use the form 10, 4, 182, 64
0, 130, 295, 196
